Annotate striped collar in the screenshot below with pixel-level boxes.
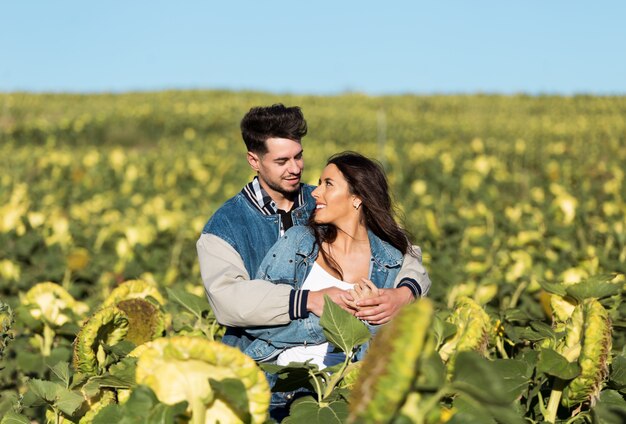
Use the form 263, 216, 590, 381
241, 176, 304, 215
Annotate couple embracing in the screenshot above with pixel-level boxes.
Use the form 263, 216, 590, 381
196, 104, 431, 418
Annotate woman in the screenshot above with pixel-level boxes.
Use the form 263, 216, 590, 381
243, 151, 419, 368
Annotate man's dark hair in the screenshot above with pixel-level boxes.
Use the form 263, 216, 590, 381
240, 104, 308, 154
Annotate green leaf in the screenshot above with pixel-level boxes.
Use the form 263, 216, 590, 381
592, 390, 626, 424
124, 385, 161, 411
92, 405, 124, 424
92, 386, 188, 424
82, 374, 134, 398
0, 412, 31, 424
489, 359, 531, 401
260, 363, 317, 393
26, 378, 85, 415
432, 313, 457, 348
109, 356, 138, 383
451, 352, 522, 405
565, 276, 622, 302
49, 361, 71, 387
209, 378, 251, 423
415, 353, 446, 390
529, 320, 556, 339
105, 340, 135, 357
26, 379, 62, 403
537, 348, 580, 380
449, 393, 526, 424
448, 394, 496, 424
609, 353, 626, 390
538, 280, 567, 296
166, 287, 210, 319
146, 402, 189, 424
55, 388, 86, 416
283, 396, 348, 424
319, 295, 370, 354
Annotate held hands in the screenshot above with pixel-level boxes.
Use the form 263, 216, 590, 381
352, 281, 415, 325
306, 280, 415, 324
306, 286, 355, 316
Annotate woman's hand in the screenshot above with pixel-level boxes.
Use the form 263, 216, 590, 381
343, 278, 380, 310
354, 286, 414, 324
306, 287, 355, 316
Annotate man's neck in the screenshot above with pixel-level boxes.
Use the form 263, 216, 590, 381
258, 180, 297, 211
272, 195, 295, 212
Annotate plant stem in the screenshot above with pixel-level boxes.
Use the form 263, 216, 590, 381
322, 354, 351, 400
496, 335, 509, 359
308, 369, 324, 404
62, 268, 72, 291
414, 386, 451, 424
43, 324, 55, 357
509, 280, 528, 309
545, 378, 566, 423
191, 398, 207, 424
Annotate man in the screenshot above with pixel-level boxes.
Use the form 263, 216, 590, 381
196, 104, 430, 352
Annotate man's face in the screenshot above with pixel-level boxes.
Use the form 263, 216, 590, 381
247, 137, 304, 200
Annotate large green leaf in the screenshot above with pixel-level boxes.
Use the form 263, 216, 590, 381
25, 379, 84, 416
0, 412, 31, 424
432, 313, 457, 348
609, 353, 626, 390
82, 374, 135, 398
538, 280, 567, 296
260, 363, 317, 393
537, 348, 580, 380
489, 359, 532, 401
283, 396, 348, 424
48, 361, 70, 387
565, 275, 622, 302
592, 390, 626, 424
451, 352, 525, 405
93, 385, 188, 424
209, 378, 251, 423
319, 295, 370, 354
166, 287, 210, 319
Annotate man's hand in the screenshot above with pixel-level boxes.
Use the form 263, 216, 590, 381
354, 286, 414, 325
307, 287, 355, 316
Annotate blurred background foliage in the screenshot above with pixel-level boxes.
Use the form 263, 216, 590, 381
1, 91, 625, 305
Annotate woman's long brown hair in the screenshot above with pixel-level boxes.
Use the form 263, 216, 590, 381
309, 151, 415, 280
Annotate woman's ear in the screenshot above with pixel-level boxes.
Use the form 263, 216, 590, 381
352, 197, 362, 210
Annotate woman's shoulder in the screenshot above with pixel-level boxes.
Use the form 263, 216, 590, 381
368, 230, 404, 266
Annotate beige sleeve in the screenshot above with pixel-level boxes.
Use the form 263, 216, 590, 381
196, 233, 293, 327
394, 246, 432, 296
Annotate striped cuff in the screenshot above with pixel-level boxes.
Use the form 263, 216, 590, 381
398, 278, 421, 299
289, 289, 310, 320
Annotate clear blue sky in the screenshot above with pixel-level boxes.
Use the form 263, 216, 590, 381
2, 1, 625, 95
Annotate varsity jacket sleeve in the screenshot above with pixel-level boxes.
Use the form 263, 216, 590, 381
197, 233, 300, 327
394, 246, 432, 297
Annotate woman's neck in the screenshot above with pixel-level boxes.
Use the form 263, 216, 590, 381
329, 222, 369, 254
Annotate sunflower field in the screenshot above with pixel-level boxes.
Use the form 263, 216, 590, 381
1, 91, 625, 423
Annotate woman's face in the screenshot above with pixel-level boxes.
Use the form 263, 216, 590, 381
311, 164, 360, 225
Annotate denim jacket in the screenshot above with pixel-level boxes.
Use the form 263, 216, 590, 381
202, 184, 316, 350
242, 225, 403, 362
202, 185, 316, 277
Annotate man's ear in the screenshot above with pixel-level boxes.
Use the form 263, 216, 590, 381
247, 151, 260, 172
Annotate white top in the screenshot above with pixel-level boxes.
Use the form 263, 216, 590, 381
276, 262, 354, 369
